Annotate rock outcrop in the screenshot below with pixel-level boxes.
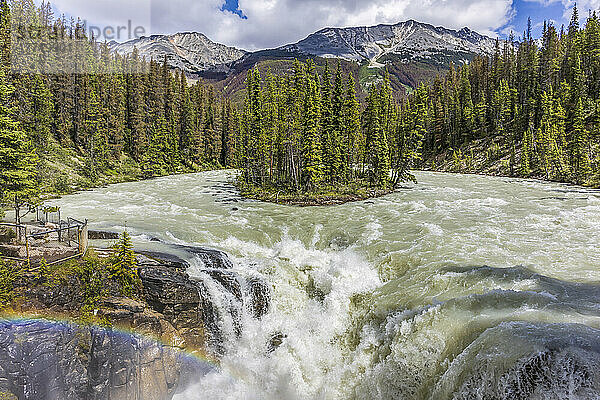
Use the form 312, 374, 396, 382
109, 32, 247, 74
0, 319, 212, 400
136, 248, 272, 356
137, 257, 209, 351
280, 20, 496, 64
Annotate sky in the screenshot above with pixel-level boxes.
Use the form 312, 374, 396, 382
43, 0, 598, 50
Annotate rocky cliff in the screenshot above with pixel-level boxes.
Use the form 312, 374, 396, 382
279, 20, 496, 65
0, 319, 210, 400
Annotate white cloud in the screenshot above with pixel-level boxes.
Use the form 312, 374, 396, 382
46, 0, 516, 50
500, 24, 518, 36
562, 0, 600, 20
522, 0, 560, 5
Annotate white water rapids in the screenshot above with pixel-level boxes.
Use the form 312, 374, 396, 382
51, 171, 600, 399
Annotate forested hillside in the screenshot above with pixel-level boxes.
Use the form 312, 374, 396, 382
417, 9, 600, 186
0, 0, 238, 208
239, 7, 600, 197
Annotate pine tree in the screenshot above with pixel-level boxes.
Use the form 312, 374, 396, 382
83, 85, 108, 179
537, 90, 553, 177
585, 12, 600, 99
301, 63, 323, 190
109, 231, 139, 296
125, 50, 147, 161
572, 97, 591, 182
321, 63, 344, 184
365, 87, 390, 187
521, 128, 533, 176
263, 69, 278, 182
27, 75, 52, 152
220, 98, 231, 167
0, 0, 10, 68
342, 73, 361, 180
246, 67, 264, 184
320, 61, 337, 182
142, 115, 169, 178
204, 87, 218, 166
0, 67, 39, 225
459, 67, 474, 143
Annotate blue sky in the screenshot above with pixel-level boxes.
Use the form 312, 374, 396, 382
503, 0, 574, 39
221, 0, 246, 20
43, 0, 595, 50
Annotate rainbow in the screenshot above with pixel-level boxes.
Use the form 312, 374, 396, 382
0, 314, 221, 369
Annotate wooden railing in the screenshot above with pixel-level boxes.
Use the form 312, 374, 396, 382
0, 219, 89, 269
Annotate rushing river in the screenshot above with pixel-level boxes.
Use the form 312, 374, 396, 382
51, 171, 600, 400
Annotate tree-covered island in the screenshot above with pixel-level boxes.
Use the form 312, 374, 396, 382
236, 61, 426, 205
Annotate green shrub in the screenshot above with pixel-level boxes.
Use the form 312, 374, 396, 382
0, 259, 23, 309
76, 255, 107, 318
109, 231, 140, 297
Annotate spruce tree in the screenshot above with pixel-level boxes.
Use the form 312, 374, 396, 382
365, 88, 390, 187
83, 85, 108, 180
220, 98, 231, 167
0, 0, 10, 68
459, 68, 474, 143
109, 231, 139, 297
342, 73, 361, 180
302, 64, 323, 191
572, 97, 591, 182
0, 67, 39, 225
320, 61, 336, 182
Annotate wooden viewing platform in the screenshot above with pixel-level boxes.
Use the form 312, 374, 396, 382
0, 217, 89, 270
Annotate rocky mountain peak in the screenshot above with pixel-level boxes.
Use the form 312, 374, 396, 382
280, 19, 496, 66
109, 32, 247, 74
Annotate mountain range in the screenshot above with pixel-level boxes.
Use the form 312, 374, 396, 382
280, 20, 495, 64
109, 20, 498, 97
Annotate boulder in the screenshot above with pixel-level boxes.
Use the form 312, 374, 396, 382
247, 277, 271, 319
88, 231, 120, 240
138, 263, 208, 352
177, 245, 233, 269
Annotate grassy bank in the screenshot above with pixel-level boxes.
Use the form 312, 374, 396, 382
35, 138, 210, 201
237, 181, 394, 206
423, 136, 600, 189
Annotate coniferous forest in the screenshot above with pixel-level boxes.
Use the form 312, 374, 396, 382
237, 61, 423, 196
0, 0, 239, 212
414, 8, 600, 185
236, 7, 600, 196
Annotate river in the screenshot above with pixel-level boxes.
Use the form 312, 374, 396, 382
51, 170, 600, 399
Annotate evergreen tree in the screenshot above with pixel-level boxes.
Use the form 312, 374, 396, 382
0, 67, 39, 225
342, 73, 361, 180
365, 88, 390, 187
109, 231, 139, 297
0, 0, 10, 68
83, 85, 107, 179
572, 97, 591, 182
459, 67, 474, 143
301, 63, 323, 190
